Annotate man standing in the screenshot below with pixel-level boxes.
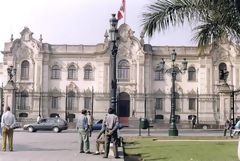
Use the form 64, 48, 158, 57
76, 109, 91, 154
86, 111, 93, 137
1, 106, 16, 151
103, 107, 120, 159
94, 127, 105, 155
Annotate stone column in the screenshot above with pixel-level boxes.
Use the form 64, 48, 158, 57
3, 81, 17, 117
217, 82, 231, 125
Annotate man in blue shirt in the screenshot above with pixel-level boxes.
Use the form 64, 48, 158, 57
76, 109, 90, 154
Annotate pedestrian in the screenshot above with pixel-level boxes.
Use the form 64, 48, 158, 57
37, 114, 41, 123
86, 110, 94, 137
1, 106, 16, 151
76, 109, 91, 154
223, 118, 232, 136
191, 116, 196, 129
103, 107, 120, 159
235, 120, 240, 130
94, 127, 105, 155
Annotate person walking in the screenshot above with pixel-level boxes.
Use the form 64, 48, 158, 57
86, 110, 94, 137
94, 127, 105, 155
191, 116, 196, 129
103, 107, 120, 159
76, 109, 91, 154
1, 106, 16, 152
223, 118, 232, 136
37, 114, 41, 123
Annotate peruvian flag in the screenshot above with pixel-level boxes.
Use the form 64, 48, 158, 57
117, 0, 125, 20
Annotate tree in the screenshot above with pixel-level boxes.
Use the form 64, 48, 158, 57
142, 0, 240, 52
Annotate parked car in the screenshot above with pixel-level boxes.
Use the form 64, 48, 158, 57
92, 119, 128, 130
23, 117, 68, 133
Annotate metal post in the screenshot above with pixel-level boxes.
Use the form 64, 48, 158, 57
91, 86, 94, 117
0, 83, 3, 118
111, 41, 118, 113
144, 87, 146, 118
197, 88, 199, 125
231, 91, 235, 125
109, 14, 118, 114
168, 69, 178, 136
65, 87, 68, 121
39, 89, 41, 116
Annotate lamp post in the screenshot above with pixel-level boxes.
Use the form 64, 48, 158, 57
109, 14, 118, 113
159, 49, 187, 136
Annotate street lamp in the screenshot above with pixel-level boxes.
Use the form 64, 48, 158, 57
109, 14, 118, 113
159, 49, 188, 136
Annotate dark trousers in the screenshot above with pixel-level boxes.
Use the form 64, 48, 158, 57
104, 130, 119, 158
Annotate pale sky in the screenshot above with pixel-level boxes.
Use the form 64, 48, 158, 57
0, 0, 196, 62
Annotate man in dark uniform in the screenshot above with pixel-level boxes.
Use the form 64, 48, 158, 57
103, 107, 120, 159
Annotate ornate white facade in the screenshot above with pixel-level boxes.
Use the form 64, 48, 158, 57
1, 25, 240, 126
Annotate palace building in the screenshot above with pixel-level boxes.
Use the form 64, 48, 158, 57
0, 24, 239, 126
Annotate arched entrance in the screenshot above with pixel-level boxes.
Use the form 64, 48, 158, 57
118, 92, 130, 125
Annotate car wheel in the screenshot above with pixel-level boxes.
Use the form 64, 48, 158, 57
28, 126, 34, 132
53, 127, 59, 133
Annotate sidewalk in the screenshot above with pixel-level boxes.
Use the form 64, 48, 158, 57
0, 130, 124, 161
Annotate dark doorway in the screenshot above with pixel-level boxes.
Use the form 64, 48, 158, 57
118, 92, 130, 124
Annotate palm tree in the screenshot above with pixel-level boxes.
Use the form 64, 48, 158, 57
142, 0, 240, 52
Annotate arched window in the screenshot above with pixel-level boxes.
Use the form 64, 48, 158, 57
20, 90, 28, 110
188, 67, 196, 81
21, 60, 29, 80
68, 65, 77, 79
84, 65, 93, 80
51, 65, 60, 79
219, 63, 227, 81
155, 68, 164, 81
118, 60, 130, 81
67, 91, 75, 110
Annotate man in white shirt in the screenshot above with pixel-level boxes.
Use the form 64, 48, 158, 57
1, 106, 16, 151
86, 111, 94, 137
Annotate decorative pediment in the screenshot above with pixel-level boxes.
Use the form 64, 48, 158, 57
83, 87, 92, 95
49, 88, 61, 96
50, 61, 63, 69
67, 62, 79, 69
11, 27, 41, 63
154, 89, 165, 95
83, 63, 95, 70
187, 89, 197, 96
67, 82, 79, 93
20, 27, 33, 41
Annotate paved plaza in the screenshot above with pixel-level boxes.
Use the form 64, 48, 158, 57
0, 130, 124, 161
0, 128, 232, 161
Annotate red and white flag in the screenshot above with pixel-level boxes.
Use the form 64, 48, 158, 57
117, 0, 125, 20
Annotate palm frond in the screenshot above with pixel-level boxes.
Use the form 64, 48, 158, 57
142, 0, 209, 37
